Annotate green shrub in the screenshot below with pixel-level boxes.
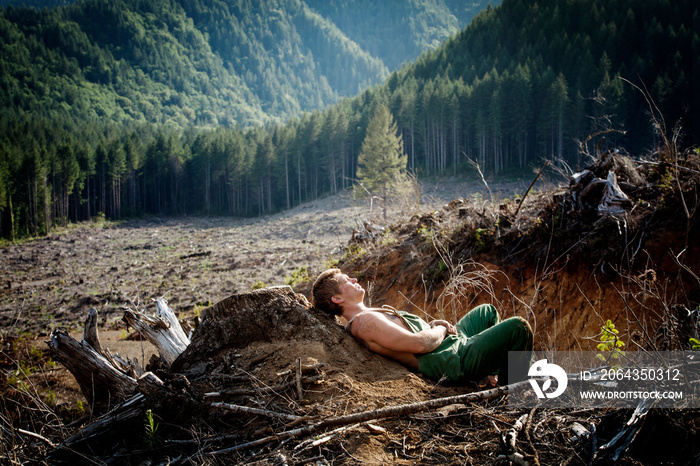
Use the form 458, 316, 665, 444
284, 266, 311, 287
596, 319, 625, 366
342, 244, 367, 262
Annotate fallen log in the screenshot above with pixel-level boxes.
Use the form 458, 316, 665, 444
122, 297, 190, 367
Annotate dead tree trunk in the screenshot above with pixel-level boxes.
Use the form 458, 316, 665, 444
122, 298, 190, 367
82, 308, 143, 377
47, 307, 172, 413
47, 312, 138, 413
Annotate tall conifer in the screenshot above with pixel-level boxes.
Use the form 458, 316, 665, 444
356, 104, 407, 220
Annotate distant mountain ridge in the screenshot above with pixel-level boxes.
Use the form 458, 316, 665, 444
0, 0, 498, 127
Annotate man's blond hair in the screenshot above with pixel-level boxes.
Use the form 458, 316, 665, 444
312, 268, 343, 316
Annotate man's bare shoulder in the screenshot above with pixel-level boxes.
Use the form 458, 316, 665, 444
352, 310, 382, 333
353, 309, 402, 336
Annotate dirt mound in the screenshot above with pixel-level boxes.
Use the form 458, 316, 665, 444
172, 285, 467, 410
172, 286, 411, 385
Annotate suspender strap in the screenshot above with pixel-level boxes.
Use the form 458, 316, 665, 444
344, 307, 404, 332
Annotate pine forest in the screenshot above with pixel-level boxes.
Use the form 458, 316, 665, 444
0, 0, 695, 240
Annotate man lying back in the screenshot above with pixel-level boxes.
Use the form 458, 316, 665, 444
311, 268, 533, 385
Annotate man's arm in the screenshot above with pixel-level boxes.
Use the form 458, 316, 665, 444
353, 313, 447, 356
430, 319, 457, 334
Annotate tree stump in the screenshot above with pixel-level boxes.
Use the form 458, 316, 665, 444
171, 286, 347, 375
47, 312, 138, 413
122, 297, 190, 367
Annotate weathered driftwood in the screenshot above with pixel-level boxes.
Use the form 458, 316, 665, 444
122, 297, 190, 367
47, 312, 139, 413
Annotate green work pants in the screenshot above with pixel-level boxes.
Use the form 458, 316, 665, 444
410, 304, 533, 384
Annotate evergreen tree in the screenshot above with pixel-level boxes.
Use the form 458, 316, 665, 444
356, 104, 407, 220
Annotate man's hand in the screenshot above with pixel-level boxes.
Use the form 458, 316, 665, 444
430, 319, 457, 335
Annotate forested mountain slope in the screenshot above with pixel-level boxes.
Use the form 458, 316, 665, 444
0, 0, 695, 242
0, 0, 375, 127
385, 0, 695, 174
0, 0, 70, 7
303, 0, 500, 71
0, 0, 484, 128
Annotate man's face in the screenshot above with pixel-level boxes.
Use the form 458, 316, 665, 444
333, 273, 365, 306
